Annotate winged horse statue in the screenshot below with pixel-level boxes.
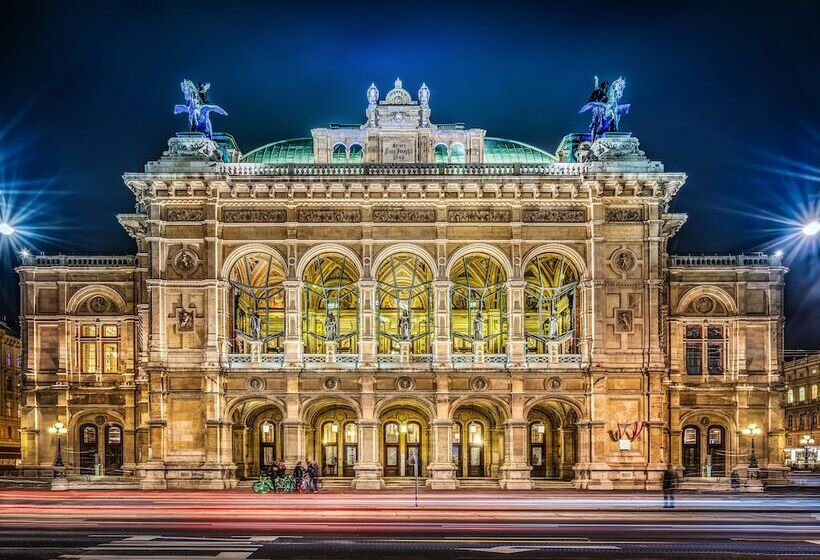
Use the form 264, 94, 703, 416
579, 76, 630, 142
174, 80, 227, 138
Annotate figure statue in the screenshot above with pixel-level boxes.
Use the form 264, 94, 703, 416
174, 79, 228, 138
579, 76, 631, 142
418, 83, 430, 106
398, 309, 411, 341
249, 312, 261, 340
473, 311, 484, 341
367, 82, 379, 106
549, 314, 559, 340
325, 312, 337, 341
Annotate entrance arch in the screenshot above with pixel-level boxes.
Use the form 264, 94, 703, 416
379, 402, 430, 478
450, 401, 505, 478
229, 398, 285, 479
304, 401, 359, 478
526, 400, 579, 480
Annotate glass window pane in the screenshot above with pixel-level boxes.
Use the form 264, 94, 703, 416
685, 344, 702, 375
348, 144, 363, 163
708, 428, 722, 445
107, 426, 121, 444
407, 423, 420, 444
102, 325, 118, 338
707, 325, 723, 339
451, 424, 461, 443
685, 325, 702, 339
385, 423, 399, 444
103, 343, 118, 373
81, 325, 97, 337
531, 422, 545, 444
332, 143, 347, 163
344, 423, 357, 444
260, 422, 275, 443
434, 143, 449, 163
684, 427, 698, 445
450, 143, 466, 163
81, 342, 97, 373
707, 344, 723, 374
83, 426, 97, 444
799, 387, 806, 401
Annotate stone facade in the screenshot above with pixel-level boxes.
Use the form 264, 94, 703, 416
783, 354, 819, 466
15, 81, 788, 489
0, 320, 21, 471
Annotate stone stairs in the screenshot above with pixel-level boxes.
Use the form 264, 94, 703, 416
531, 479, 574, 490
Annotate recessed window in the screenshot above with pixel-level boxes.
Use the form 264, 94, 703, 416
799, 387, 806, 402
787, 389, 794, 403
685, 324, 725, 375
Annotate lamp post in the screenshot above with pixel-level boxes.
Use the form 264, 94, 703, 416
742, 423, 762, 469
800, 434, 815, 468
48, 420, 68, 478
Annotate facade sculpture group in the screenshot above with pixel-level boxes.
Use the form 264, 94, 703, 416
14, 78, 788, 490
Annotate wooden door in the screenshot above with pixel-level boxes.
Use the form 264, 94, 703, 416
259, 421, 276, 475
343, 422, 357, 477
104, 425, 123, 476
707, 425, 725, 477
79, 424, 98, 475
452, 424, 463, 478
383, 422, 400, 477
467, 422, 484, 477
682, 426, 700, 477
529, 422, 547, 477
405, 422, 421, 477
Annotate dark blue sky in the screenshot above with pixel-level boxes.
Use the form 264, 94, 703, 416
0, 1, 818, 349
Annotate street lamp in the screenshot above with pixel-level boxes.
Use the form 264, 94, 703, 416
742, 423, 762, 469
800, 434, 815, 467
48, 420, 68, 478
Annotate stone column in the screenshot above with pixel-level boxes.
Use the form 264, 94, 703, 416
499, 419, 532, 489
432, 281, 451, 367
358, 280, 377, 366
281, 419, 306, 467
427, 374, 457, 489
506, 280, 526, 367
139, 368, 168, 489
353, 373, 383, 488
578, 280, 594, 362
283, 280, 303, 367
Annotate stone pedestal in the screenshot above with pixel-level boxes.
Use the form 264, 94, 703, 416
352, 462, 385, 489
325, 340, 337, 363
473, 340, 485, 364
50, 477, 69, 491
249, 341, 262, 364
399, 340, 411, 364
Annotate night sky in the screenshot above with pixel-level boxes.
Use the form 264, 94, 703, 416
0, 1, 817, 349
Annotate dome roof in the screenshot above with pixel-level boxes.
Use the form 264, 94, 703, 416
483, 137, 556, 164
240, 138, 313, 164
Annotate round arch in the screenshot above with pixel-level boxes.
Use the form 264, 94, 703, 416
676, 285, 738, 315
522, 395, 585, 422
448, 395, 512, 424
371, 244, 438, 279
299, 396, 363, 425
374, 396, 436, 422
67, 286, 127, 314
296, 243, 364, 279
225, 395, 288, 424
521, 244, 588, 282
445, 244, 513, 280
220, 243, 288, 281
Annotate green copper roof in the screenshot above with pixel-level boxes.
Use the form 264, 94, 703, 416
240, 138, 314, 164
483, 137, 556, 163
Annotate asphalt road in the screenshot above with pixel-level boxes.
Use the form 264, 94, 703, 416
1, 489, 819, 559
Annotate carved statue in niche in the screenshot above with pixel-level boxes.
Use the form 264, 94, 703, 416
325, 313, 337, 341
89, 296, 109, 314
695, 296, 715, 314
178, 310, 194, 332
249, 313, 262, 340
173, 249, 199, 275
612, 249, 637, 273
398, 310, 411, 340
473, 311, 484, 341
615, 309, 633, 333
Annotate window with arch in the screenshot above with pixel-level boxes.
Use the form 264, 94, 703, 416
684, 324, 726, 375
229, 252, 286, 354
77, 321, 120, 374
449, 254, 508, 354
450, 143, 466, 163
434, 143, 449, 163
787, 415, 793, 429
812, 384, 818, 400
523, 253, 579, 354
348, 143, 363, 163
302, 253, 359, 354
331, 143, 347, 163
787, 388, 794, 403
799, 386, 806, 402
376, 253, 433, 355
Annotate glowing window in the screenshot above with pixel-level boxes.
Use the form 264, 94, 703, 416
81, 325, 97, 337
799, 387, 806, 402
376, 253, 433, 355
229, 252, 286, 355
81, 342, 97, 373
102, 325, 118, 338
524, 254, 579, 354
302, 253, 359, 355
787, 389, 794, 403
385, 422, 399, 444
434, 143, 449, 163
450, 143, 465, 163
102, 343, 118, 373
348, 144, 363, 163
332, 143, 347, 163
812, 385, 818, 400
449, 254, 507, 354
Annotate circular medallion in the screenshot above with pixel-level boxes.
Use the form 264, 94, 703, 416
546, 376, 563, 390
94, 415, 107, 426
695, 296, 715, 314
699, 416, 711, 427
247, 377, 264, 391
322, 376, 340, 391
611, 249, 637, 273
396, 376, 414, 391
89, 296, 109, 313
173, 249, 199, 276
470, 376, 488, 392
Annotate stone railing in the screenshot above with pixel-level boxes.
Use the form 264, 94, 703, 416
21, 255, 137, 268
668, 254, 781, 268
525, 353, 583, 367
222, 162, 591, 177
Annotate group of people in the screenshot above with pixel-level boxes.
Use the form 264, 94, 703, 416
265, 460, 321, 493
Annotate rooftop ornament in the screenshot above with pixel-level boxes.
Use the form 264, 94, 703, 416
579, 76, 631, 142
173, 79, 227, 138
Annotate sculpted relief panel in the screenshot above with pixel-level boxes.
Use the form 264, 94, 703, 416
373, 206, 436, 223
605, 207, 643, 222
166, 207, 204, 222
448, 208, 511, 223
522, 207, 586, 223
297, 209, 361, 223
222, 208, 287, 223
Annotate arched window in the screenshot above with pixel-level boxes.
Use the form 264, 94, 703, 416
332, 143, 347, 163
376, 253, 433, 355
523, 253, 579, 354
682, 425, 700, 476
450, 143, 466, 163
812, 384, 818, 400
302, 253, 359, 354
229, 252, 286, 354
787, 388, 794, 403
799, 387, 807, 402
348, 143, 364, 163
434, 143, 449, 163
449, 254, 508, 354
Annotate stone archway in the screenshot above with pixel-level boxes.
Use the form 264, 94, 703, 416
450, 400, 507, 479
228, 398, 285, 479
378, 401, 432, 478
526, 399, 580, 481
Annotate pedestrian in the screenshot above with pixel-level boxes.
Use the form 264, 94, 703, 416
309, 462, 319, 493
730, 470, 740, 492
662, 464, 678, 509
293, 461, 305, 491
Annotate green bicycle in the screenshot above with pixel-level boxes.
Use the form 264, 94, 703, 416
252, 474, 297, 494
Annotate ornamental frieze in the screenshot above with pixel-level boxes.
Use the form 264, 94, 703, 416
605, 207, 643, 222
448, 208, 511, 223
373, 206, 436, 223
166, 207, 204, 221
222, 208, 287, 223
522, 207, 586, 223
297, 208, 361, 223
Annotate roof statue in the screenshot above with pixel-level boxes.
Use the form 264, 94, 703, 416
174, 80, 227, 138
367, 82, 379, 106
579, 76, 630, 142
384, 77, 413, 105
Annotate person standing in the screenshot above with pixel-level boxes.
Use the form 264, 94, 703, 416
293, 461, 305, 492
662, 465, 679, 509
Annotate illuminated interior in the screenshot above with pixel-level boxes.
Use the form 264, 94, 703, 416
302, 253, 359, 354
376, 253, 433, 354
229, 252, 286, 353
450, 254, 507, 354
523, 253, 578, 353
